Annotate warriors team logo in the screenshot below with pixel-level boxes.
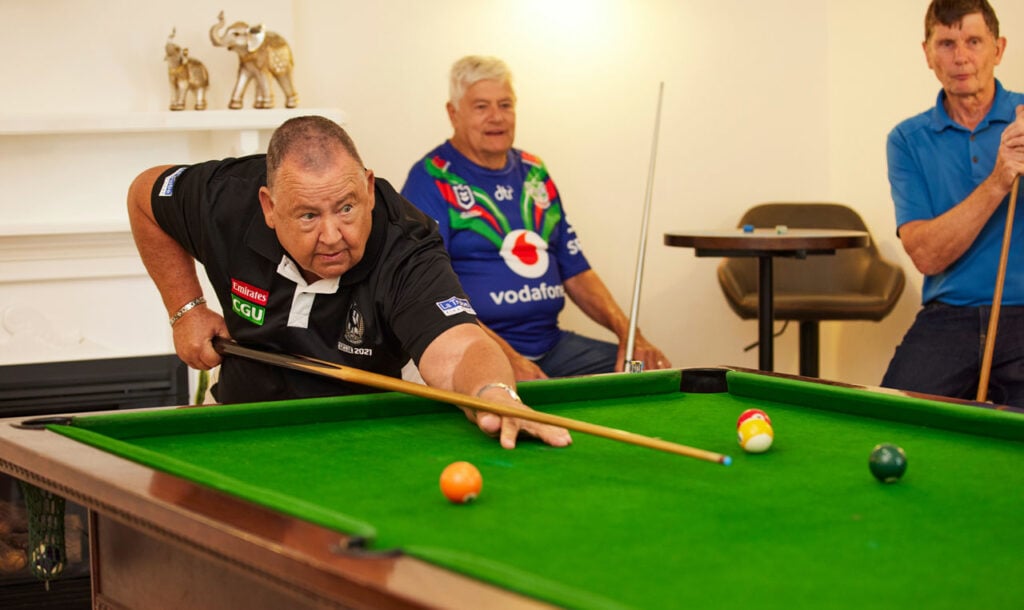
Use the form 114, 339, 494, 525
500, 230, 550, 279
524, 179, 550, 209
344, 302, 364, 346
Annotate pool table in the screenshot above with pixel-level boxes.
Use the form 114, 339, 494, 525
1, 368, 1022, 609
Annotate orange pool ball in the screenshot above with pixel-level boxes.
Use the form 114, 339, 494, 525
440, 461, 483, 504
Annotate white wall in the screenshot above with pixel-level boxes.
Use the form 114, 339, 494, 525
0, 0, 293, 113
2, 0, 1023, 387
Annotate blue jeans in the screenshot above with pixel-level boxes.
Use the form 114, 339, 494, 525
534, 331, 619, 377
881, 302, 1024, 407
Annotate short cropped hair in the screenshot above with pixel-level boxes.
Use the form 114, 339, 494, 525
449, 55, 514, 106
925, 0, 1000, 41
265, 115, 363, 188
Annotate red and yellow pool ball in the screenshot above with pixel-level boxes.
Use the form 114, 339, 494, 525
737, 408, 772, 429
736, 409, 774, 453
440, 461, 483, 503
737, 418, 774, 453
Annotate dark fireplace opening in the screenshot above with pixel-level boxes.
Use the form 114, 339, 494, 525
0, 354, 188, 609
0, 353, 189, 418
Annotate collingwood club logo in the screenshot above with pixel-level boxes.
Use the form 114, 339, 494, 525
344, 302, 364, 345
338, 301, 372, 356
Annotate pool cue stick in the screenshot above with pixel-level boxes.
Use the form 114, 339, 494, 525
624, 82, 665, 374
213, 337, 731, 465
977, 175, 1021, 402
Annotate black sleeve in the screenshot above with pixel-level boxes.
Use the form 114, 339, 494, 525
149, 156, 266, 264
370, 182, 478, 364
150, 163, 211, 262
388, 242, 479, 365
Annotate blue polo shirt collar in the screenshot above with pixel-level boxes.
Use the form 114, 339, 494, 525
929, 79, 1016, 133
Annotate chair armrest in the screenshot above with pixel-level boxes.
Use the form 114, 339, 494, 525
862, 257, 906, 314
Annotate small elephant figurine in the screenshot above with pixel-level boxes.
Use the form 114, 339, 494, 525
209, 11, 299, 109
164, 28, 209, 111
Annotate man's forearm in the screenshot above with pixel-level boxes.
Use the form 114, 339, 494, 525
127, 165, 205, 316
900, 174, 1011, 276
563, 270, 630, 340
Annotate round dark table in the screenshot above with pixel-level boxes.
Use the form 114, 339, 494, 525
664, 228, 870, 371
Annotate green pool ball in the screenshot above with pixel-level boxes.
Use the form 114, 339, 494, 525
869, 443, 907, 483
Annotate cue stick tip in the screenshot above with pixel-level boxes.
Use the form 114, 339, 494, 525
721, 455, 733, 466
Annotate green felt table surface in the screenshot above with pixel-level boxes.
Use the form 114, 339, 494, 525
50, 369, 1024, 610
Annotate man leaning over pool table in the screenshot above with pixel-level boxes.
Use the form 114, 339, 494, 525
126, 115, 570, 450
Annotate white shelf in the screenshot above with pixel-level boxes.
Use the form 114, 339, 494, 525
0, 107, 348, 270
0, 107, 346, 136
0, 221, 129, 237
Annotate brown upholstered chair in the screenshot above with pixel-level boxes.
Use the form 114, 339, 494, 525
717, 203, 905, 377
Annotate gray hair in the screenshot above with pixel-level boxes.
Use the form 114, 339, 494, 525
266, 115, 363, 188
449, 55, 514, 106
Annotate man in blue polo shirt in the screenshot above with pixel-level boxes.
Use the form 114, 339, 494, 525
882, 0, 1024, 405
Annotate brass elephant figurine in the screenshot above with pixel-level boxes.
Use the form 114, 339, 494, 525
210, 11, 298, 109
165, 28, 209, 111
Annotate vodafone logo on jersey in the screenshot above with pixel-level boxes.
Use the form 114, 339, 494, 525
500, 229, 549, 278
